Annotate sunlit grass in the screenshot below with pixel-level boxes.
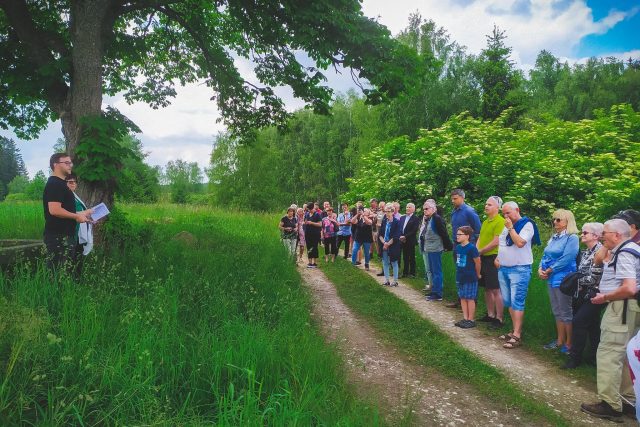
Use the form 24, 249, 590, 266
0, 202, 381, 425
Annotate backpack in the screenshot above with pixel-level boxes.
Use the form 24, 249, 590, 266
608, 240, 640, 323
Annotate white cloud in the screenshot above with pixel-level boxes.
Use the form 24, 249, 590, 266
360, 0, 637, 66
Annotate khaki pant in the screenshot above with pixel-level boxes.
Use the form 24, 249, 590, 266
597, 299, 640, 411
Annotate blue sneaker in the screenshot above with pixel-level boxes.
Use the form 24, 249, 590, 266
560, 345, 570, 354
543, 340, 559, 350
427, 294, 443, 301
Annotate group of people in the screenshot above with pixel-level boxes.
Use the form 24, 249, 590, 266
279, 190, 640, 422
42, 153, 95, 276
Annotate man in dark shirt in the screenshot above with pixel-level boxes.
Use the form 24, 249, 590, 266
43, 153, 91, 271
399, 203, 420, 278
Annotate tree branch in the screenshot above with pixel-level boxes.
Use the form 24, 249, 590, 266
0, 0, 69, 113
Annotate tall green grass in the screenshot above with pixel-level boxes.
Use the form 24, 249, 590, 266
0, 203, 380, 425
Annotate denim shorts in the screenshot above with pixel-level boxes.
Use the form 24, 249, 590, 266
498, 265, 532, 311
457, 281, 478, 300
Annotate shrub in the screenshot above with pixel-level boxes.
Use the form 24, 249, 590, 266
344, 104, 640, 222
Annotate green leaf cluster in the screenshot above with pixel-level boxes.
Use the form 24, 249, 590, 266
344, 104, 640, 222
74, 107, 140, 185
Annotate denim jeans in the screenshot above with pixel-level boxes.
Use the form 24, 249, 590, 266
382, 250, 398, 282
422, 251, 443, 298
498, 264, 532, 311
351, 241, 371, 265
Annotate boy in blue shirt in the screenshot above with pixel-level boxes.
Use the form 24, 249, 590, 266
455, 226, 481, 328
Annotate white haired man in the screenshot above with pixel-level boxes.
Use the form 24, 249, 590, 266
581, 219, 640, 422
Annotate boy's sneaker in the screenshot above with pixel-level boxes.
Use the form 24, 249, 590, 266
391, 282, 399, 287
478, 314, 495, 322
427, 294, 443, 301
460, 320, 476, 329
383, 282, 391, 287
454, 319, 465, 327
307, 263, 313, 268
543, 341, 559, 350
355, 261, 362, 265
365, 264, 370, 271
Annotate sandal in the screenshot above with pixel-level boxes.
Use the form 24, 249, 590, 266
503, 336, 522, 349
498, 332, 515, 341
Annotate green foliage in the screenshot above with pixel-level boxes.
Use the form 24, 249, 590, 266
74, 107, 140, 184
115, 135, 160, 203
163, 160, 202, 204
0, 136, 28, 200
345, 104, 640, 222
101, 206, 153, 250
24, 171, 47, 201
0, 0, 419, 140
7, 175, 29, 195
476, 26, 523, 120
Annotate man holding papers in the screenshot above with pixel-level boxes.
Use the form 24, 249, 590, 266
43, 153, 92, 273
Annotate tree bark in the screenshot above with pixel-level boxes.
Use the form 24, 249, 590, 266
61, 0, 114, 208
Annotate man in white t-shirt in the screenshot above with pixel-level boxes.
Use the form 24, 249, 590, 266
495, 201, 538, 349
581, 219, 640, 422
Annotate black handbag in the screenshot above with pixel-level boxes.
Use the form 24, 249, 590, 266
559, 271, 584, 296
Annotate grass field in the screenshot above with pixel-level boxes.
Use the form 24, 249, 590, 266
0, 202, 381, 425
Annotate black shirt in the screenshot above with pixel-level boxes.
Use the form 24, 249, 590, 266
280, 216, 297, 239
355, 219, 373, 243
304, 211, 322, 238
43, 176, 76, 236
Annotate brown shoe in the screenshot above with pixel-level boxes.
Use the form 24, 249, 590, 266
445, 301, 460, 309
580, 401, 623, 423
622, 402, 637, 420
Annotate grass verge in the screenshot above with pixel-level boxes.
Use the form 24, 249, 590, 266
320, 257, 568, 426
389, 249, 598, 385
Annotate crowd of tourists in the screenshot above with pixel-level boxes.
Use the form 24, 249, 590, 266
279, 190, 640, 423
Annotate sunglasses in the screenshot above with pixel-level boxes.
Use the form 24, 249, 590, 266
553, 218, 563, 223
581, 231, 593, 236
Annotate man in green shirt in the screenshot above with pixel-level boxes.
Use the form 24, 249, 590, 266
477, 196, 506, 329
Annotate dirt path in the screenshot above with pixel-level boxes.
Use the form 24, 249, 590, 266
300, 266, 545, 426
358, 265, 635, 426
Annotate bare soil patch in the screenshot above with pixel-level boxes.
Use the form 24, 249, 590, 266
359, 265, 635, 426
301, 266, 544, 426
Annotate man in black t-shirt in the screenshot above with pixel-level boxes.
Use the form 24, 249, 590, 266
43, 153, 91, 272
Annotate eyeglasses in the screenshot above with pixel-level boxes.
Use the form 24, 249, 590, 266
580, 231, 593, 236
602, 231, 617, 235
553, 218, 563, 223
456, 233, 466, 236
56, 161, 73, 166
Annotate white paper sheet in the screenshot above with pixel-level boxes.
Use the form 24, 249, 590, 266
90, 203, 110, 222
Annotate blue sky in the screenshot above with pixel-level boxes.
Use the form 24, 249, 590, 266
2, 0, 639, 178
576, 0, 640, 57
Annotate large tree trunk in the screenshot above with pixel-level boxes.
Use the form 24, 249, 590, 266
61, 0, 114, 209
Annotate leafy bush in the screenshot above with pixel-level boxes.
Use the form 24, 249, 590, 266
345, 103, 640, 222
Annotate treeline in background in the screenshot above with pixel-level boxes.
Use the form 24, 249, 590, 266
2, 15, 639, 219
207, 16, 640, 220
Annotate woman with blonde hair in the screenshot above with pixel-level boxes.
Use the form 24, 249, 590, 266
538, 209, 580, 353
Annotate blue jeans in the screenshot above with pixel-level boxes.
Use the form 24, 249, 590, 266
423, 251, 443, 298
498, 265, 532, 311
351, 241, 371, 265
382, 250, 398, 282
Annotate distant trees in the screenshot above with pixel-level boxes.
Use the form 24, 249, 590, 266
164, 160, 203, 204
0, 136, 28, 200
